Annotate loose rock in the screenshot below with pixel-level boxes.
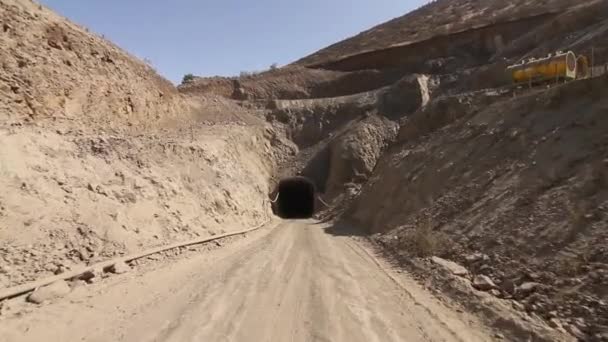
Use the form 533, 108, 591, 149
465, 253, 489, 263
27, 280, 71, 304
431, 256, 468, 276
500, 279, 516, 295
564, 324, 586, 340
489, 289, 502, 297
77, 269, 99, 283
107, 261, 131, 274
518, 282, 542, 295
472, 275, 496, 291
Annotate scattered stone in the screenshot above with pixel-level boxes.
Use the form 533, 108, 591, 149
489, 289, 502, 297
595, 332, 608, 341
68, 279, 87, 288
494, 332, 504, 339
518, 282, 541, 295
147, 254, 161, 260
77, 269, 99, 283
500, 279, 516, 295
106, 261, 131, 275
95, 185, 108, 196
0, 301, 7, 316
549, 317, 563, 328
588, 271, 601, 282
27, 280, 71, 304
571, 317, 587, 330
431, 256, 468, 276
479, 264, 492, 274
473, 275, 496, 291
465, 253, 489, 263
564, 324, 586, 340
549, 318, 569, 334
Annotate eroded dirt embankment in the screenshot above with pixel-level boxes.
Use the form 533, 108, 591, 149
0, 0, 287, 289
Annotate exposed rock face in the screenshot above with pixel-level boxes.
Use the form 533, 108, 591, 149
325, 116, 398, 197
267, 90, 379, 149
380, 74, 436, 119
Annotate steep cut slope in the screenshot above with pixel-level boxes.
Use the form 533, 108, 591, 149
296, 0, 585, 67
0, 0, 286, 289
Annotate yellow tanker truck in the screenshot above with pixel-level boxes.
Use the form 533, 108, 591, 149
507, 51, 589, 85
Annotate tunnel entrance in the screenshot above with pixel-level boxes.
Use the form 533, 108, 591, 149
274, 177, 316, 219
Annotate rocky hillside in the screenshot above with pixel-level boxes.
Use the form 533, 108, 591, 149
285, 1, 608, 339
347, 77, 608, 339
266, 1, 607, 339
296, 0, 592, 67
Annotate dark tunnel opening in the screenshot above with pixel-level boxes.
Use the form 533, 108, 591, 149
275, 177, 316, 219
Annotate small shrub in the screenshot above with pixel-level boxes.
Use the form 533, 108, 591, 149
182, 73, 195, 84
240, 70, 261, 78
404, 218, 450, 257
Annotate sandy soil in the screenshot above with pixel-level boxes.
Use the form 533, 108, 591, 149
0, 220, 493, 342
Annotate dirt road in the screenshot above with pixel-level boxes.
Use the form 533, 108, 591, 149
0, 220, 493, 342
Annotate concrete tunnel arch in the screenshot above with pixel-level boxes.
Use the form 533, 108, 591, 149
272, 177, 316, 219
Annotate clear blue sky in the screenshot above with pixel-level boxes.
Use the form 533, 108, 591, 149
40, 0, 426, 84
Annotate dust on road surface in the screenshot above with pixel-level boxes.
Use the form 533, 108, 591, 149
1, 220, 493, 342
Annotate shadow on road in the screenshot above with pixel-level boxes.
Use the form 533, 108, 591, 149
319, 219, 368, 237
